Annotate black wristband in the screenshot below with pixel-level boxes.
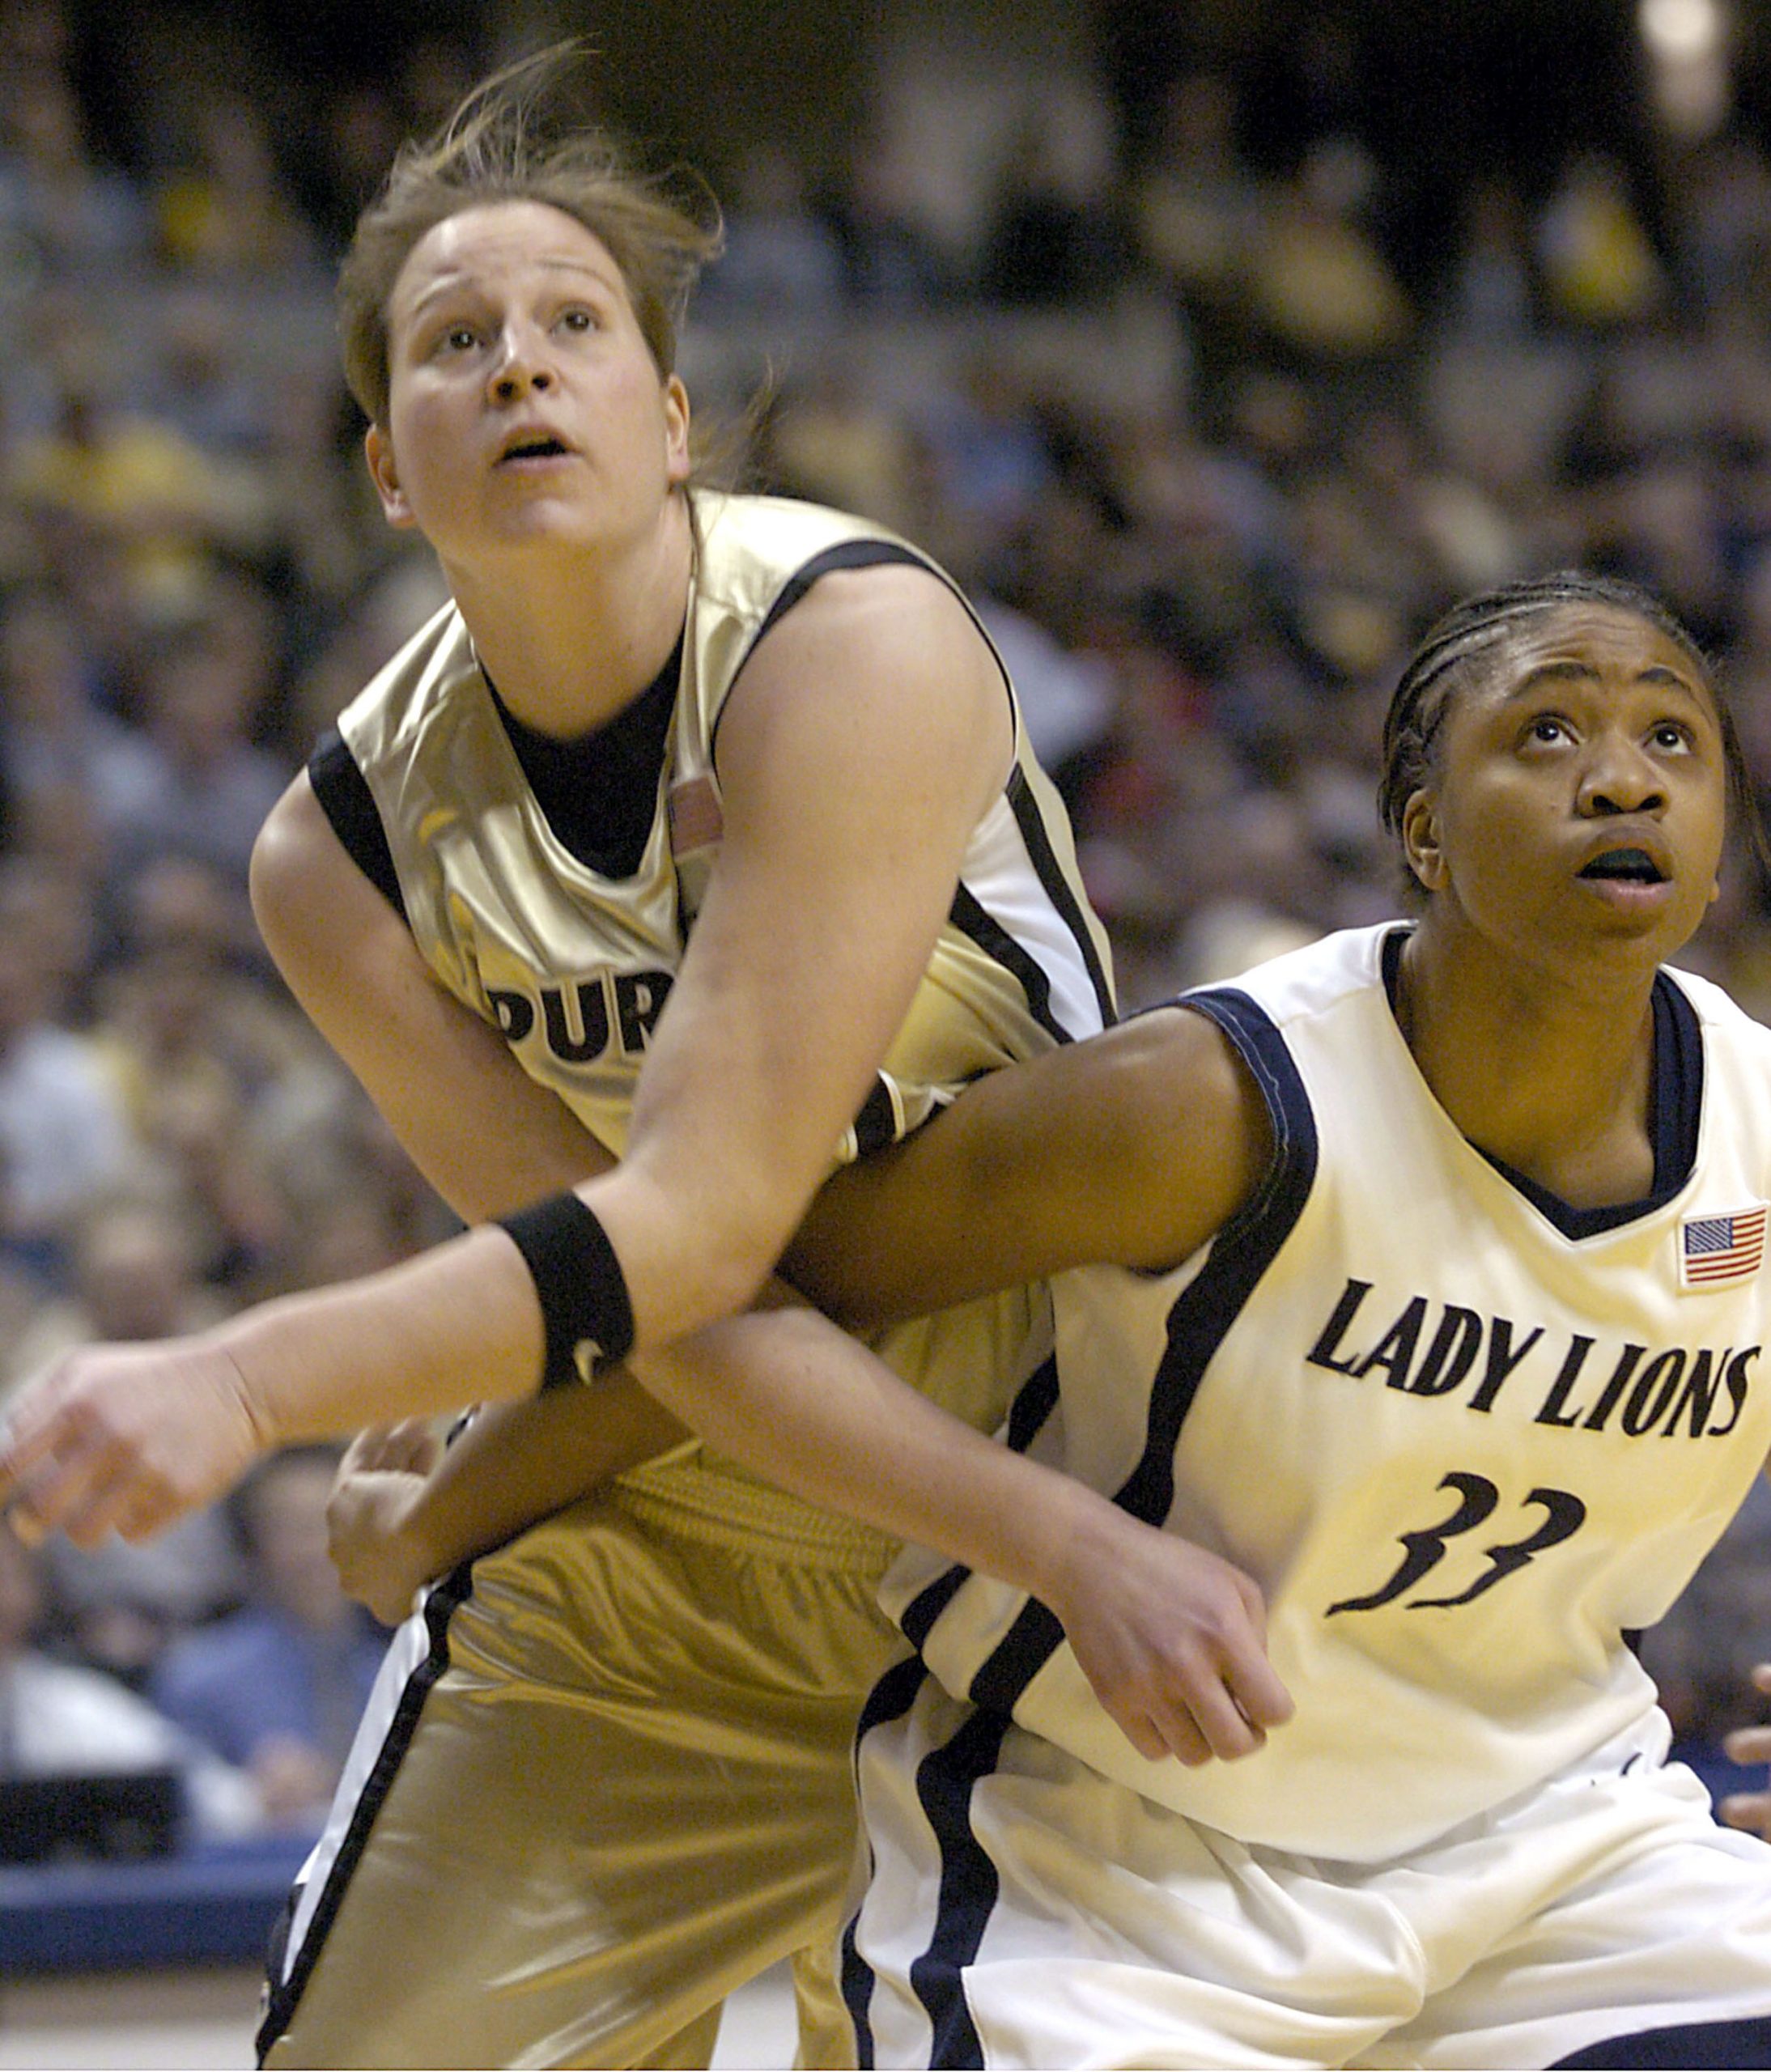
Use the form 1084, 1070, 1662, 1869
495, 1193, 635, 1390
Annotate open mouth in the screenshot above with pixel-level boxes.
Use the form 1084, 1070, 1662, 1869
1578, 847, 1667, 885
499, 435, 570, 463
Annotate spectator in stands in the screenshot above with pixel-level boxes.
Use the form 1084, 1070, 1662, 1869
1535, 152, 1666, 331
0, 860, 136, 1288
0, 583, 159, 883
1246, 138, 1413, 369
0, 1516, 253, 1837
103, 613, 287, 894
0, 64, 149, 272
13, 1196, 243, 1688
153, 87, 316, 278
149, 1446, 385, 1832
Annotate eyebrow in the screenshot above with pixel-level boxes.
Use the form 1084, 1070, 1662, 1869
1505, 659, 1707, 703
403, 256, 622, 321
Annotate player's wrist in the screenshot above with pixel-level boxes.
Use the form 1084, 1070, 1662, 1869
495, 1192, 635, 1387
1004, 1470, 1113, 1612
204, 1325, 284, 1454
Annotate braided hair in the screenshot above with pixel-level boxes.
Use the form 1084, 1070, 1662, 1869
1379, 571, 1765, 885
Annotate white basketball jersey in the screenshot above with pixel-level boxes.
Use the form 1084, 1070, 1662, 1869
883, 923, 1771, 1859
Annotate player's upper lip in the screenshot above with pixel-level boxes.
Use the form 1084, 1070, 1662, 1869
1575, 831, 1672, 884
495, 422, 575, 464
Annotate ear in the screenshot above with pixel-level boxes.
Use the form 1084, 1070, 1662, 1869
662, 374, 691, 486
364, 423, 417, 529
1400, 789, 1447, 892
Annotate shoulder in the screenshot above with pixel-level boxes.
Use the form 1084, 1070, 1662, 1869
334, 600, 476, 762
1665, 962, 1771, 1056
1081, 1001, 1273, 1170
693, 490, 973, 641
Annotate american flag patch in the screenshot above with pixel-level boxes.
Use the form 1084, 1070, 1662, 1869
1680, 1206, 1767, 1289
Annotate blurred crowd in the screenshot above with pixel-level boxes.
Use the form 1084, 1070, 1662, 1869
2, 0, 1771, 1845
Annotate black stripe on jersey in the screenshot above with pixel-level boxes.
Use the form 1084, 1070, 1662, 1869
1005, 1348, 1061, 1452
308, 730, 406, 921
1551, 2014, 1771, 2066
957, 986, 1318, 1714
949, 884, 1068, 1046
254, 1559, 478, 2063
904, 1705, 1014, 2070
897, 1354, 1060, 1651
747, 540, 932, 653
901, 1563, 972, 1654
1004, 762, 1115, 1030
711, 541, 933, 768
843, 1653, 934, 2070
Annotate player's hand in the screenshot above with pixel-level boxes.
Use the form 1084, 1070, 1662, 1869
326, 1421, 444, 1626
1718, 1662, 1771, 1839
250, 1733, 338, 1828
1043, 1507, 1293, 1767
0, 1337, 269, 1548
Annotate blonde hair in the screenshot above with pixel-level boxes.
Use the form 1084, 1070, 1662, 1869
337, 45, 723, 426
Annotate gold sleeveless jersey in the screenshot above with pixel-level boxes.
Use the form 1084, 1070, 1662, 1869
333, 490, 1115, 1558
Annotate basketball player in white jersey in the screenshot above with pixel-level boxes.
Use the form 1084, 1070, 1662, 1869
320, 563, 1771, 2068
0, 50, 1289, 2070
317, 570, 1771, 2070
605, 571, 1771, 2068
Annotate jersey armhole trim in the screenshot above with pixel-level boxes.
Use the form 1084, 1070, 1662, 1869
308, 731, 407, 926
707, 540, 1013, 775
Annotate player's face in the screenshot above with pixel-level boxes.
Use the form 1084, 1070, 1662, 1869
364, 200, 690, 569
1402, 604, 1727, 980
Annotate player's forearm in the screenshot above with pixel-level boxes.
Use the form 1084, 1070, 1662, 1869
219, 1225, 547, 1444
629, 1304, 1113, 1607
393, 1382, 689, 1579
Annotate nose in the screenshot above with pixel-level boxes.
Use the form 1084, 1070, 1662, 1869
1578, 728, 1665, 817
487, 323, 553, 403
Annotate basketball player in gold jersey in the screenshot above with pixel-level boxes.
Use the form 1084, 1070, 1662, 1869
0, 52, 1285, 2069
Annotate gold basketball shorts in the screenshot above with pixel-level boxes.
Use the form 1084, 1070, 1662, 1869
258, 1456, 902, 2070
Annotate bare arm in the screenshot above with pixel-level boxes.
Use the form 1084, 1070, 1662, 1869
575, 563, 1014, 1341
785, 1003, 1276, 1330
251, 778, 690, 1580
633, 1293, 1293, 1764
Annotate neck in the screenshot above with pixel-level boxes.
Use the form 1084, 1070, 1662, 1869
444, 492, 694, 738
1396, 912, 1660, 1208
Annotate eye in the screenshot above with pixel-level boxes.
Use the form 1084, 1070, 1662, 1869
558, 306, 597, 333
1522, 713, 1572, 748
1648, 720, 1693, 753
433, 323, 481, 355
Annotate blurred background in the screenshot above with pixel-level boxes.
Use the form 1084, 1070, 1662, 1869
2, 0, 1771, 2002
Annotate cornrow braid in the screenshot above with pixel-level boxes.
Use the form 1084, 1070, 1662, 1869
1379, 570, 1765, 884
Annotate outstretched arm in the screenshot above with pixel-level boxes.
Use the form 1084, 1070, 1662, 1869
0, 775, 1294, 1760
785, 1001, 1276, 1330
